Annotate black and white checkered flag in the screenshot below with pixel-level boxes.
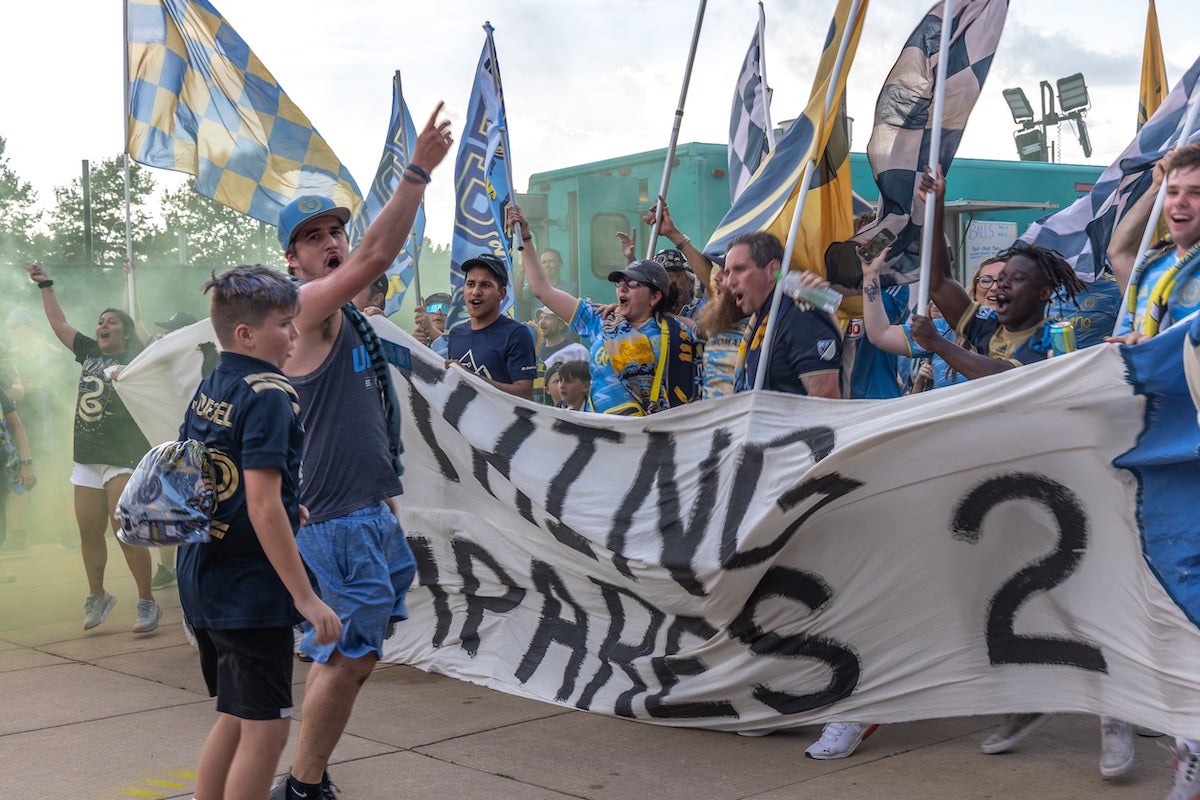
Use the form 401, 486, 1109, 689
728, 17, 771, 203
847, 0, 1008, 289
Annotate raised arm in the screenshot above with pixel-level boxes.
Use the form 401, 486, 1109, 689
860, 246, 912, 354
919, 168, 972, 328
909, 314, 1012, 379
1109, 152, 1172, 292
122, 260, 152, 345
644, 196, 714, 291
507, 205, 579, 322
24, 264, 79, 350
297, 104, 453, 330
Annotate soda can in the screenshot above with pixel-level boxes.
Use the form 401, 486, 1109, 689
1049, 321, 1076, 356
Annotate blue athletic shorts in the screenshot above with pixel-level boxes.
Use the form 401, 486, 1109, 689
296, 502, 416, 663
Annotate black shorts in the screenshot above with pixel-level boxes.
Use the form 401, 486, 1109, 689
195, 626, 294, 721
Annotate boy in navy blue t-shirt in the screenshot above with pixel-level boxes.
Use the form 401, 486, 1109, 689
178, 265, 341, 800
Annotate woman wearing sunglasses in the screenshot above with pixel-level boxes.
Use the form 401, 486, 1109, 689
507, 206, 700, 415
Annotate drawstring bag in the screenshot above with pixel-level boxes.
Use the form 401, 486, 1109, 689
116, 439, 215, 546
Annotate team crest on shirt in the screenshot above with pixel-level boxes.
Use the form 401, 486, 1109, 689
816, 339, 838, 361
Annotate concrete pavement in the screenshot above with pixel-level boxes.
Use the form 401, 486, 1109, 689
0, 539, 1182, 799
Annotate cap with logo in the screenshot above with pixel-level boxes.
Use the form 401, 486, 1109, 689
277, 195, 351, 249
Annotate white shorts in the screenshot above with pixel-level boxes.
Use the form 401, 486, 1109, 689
71, 462, 134, 490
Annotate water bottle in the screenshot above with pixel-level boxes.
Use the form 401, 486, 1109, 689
779, 271, 843, 315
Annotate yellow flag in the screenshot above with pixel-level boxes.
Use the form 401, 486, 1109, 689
1139, 0, 1168, 129
707, 0, 868, 305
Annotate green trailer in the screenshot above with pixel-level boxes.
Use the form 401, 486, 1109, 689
519, 142, 1103, 312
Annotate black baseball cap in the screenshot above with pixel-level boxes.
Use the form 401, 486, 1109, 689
607, 259, 669, 295
155, 311, 198, 332
654, 248, 690, 272
460, 253, 508, 287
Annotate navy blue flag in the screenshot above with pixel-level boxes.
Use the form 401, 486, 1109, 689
447, 26, 516, 330
348, 71, 426, 316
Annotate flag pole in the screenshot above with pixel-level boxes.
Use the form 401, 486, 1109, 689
1112, 81, 1200, 333
122, 0, 136, 314
646, 0, 708, 259
757, 1, 776, 151
915, 0, 955, 315
484, 22, 523, 253
393, 69, 423, 302
754, 0, 863, 390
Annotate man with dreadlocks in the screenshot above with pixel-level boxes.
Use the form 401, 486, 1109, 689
908, 168, 1085, 379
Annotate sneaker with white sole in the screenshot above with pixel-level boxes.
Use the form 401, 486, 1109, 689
150, 564, 176, 589
1099, 717, 1135, 778
270, 772, 340, 800
980, 712, 1053, 754
133, 598, 163, 633
83, 591, 117, 630
805, 722, 879, 759
1170, 744, 1200, 800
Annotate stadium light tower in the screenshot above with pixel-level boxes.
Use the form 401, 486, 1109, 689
1003, 73, 1092, 162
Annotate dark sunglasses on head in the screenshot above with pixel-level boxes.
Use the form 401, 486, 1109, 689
425, 303, 449, 314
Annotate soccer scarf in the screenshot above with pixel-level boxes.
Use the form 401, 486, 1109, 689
343, 303, 404, 476
1126, 239, 1200, 336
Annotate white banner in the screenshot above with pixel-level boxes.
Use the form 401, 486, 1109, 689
116, 315, 1200, 736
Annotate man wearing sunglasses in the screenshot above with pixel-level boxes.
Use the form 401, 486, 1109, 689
413, 292, 452, 354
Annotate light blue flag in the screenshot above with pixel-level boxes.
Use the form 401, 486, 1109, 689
348, 71, 426, 316
447, 26, 516, 330
125, 0, 362, 227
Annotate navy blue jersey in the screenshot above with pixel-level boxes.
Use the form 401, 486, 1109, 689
956, 301, 1054, 367
735, 297, 843, 395
448, 316, 537, 385
71, 333, 149, 467
177, 352, 304, 629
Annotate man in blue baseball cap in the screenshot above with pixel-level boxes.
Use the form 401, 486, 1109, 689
269, 104, 453, 800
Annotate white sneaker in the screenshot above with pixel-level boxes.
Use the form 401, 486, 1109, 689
980, 713, 1053, 754
133, 598, 163, 633
735, 728, 774, 737
805, 722, 878, 759
1099, 717, 1135, 778
1169, 744, 1200, 800
83, 591, 117, 630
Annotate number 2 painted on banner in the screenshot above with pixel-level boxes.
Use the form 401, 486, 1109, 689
952, 472, 1107, 674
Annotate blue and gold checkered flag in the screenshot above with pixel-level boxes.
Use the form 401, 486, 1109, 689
126, 0, 362, 227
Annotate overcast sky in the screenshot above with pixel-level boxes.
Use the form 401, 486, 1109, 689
2, 0, 1197, 243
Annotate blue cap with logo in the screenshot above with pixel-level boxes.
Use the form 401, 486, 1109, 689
277, 195, 351, 249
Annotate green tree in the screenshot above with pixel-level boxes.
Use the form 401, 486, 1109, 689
0, 135, 47, 265
42, 154, 161, 268
153, 183, 282, 270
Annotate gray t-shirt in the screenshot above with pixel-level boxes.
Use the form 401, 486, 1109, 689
291, 315, 401, 524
